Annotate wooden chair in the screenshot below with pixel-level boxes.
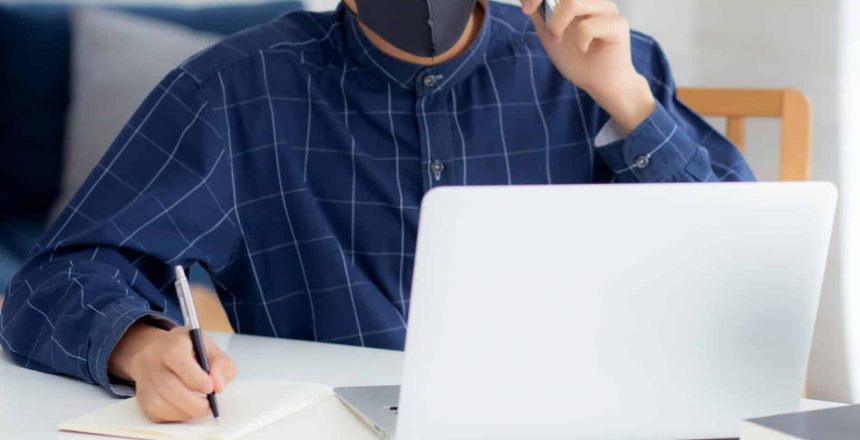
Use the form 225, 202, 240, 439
191, 284, 235, 334
677, 88, 813, 181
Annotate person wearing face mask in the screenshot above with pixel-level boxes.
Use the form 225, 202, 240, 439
1, 0, 754, 423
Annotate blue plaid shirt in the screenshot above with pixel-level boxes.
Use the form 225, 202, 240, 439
1, 2, 754, 394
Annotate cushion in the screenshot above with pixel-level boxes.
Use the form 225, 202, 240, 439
0, 1, 303, 221
55, 8, 222, 218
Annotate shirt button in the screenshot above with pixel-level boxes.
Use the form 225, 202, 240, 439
633, 154, 650, 169
430, 160, 445, 181
422, 74, 442, 88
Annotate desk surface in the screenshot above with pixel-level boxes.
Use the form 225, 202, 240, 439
0, 332, 403, 439
0, 332, 845, 439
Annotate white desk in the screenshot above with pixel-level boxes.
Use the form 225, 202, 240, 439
0, 332, 403, 439
0, 332, 844, 439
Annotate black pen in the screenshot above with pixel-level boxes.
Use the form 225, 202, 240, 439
174, 266, 220, 419
539, 0, 559, 22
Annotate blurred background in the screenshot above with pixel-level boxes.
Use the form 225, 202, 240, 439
1, 0, 857, 403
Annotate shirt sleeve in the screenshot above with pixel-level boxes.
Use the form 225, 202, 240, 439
594, 33, 756, 183
0, 69, 239, 396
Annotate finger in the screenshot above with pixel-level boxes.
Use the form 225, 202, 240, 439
209, 355, 239, 393
163, 337, 215, 394
155, 372, 212, 419
138, 385, 194, 423
528, 3, 554, 45
520, 0, 542, 16
547, 0, 619, 40
573, 15, 629, 52
203, 336, 238, 392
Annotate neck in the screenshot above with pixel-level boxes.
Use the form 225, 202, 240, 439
345, 0, 485, 66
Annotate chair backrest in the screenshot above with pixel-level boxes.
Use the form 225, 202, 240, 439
191, 285, 235, 334
677, 88, 813, 181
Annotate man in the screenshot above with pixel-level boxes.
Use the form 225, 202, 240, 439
0, 0, 754, 423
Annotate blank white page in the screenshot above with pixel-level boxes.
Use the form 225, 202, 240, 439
59, 381, 333, 440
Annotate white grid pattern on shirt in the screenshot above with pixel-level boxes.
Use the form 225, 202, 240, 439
389, 84, 409, 317
450, 89, 469, 184
219, 71, 279, 337
483, 52, 513, 184
524, 44, 552, 184
45, 73, 187, 249
0, 7, 754, 383
261, 51, 318, 340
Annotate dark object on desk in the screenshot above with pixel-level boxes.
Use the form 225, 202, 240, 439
740, 404, 859, 439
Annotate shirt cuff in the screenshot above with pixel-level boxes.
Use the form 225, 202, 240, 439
87, 300, 178, 397
594, 119, 625, 147
595, 102, 697, 182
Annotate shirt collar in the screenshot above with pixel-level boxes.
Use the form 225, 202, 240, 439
340, 0, 494, 95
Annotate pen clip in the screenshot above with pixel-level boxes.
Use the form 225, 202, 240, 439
175, 279, 191, 327
174, 266, 199, 329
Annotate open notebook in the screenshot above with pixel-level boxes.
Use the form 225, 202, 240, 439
59, 381, 381, 439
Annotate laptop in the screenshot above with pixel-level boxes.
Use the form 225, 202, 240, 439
335, 182, 837, 440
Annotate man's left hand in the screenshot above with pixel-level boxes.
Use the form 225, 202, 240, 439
520, 0, 656, 134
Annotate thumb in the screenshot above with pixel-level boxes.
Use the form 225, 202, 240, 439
209, 353, 238, 393
204, 339, 238, 393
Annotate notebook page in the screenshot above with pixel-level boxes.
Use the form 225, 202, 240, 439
247, 394, 382, 439
59, 381, 333, 440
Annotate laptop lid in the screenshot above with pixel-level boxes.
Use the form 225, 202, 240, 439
396, 182, 837, 440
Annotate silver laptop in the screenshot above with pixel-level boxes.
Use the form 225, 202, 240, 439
336, 182, 837, 440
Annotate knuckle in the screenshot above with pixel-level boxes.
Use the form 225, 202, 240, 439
192, 374, 211, 392
575, 20, 592, 36
160, 350, 173, 367
186, 367, 213, 392
608, 1, 619, 14
167, 343, 187, 360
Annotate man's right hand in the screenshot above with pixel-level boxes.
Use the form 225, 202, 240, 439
109, 322, 239, 422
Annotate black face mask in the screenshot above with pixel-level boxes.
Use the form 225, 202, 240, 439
353, 0, 479, 58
